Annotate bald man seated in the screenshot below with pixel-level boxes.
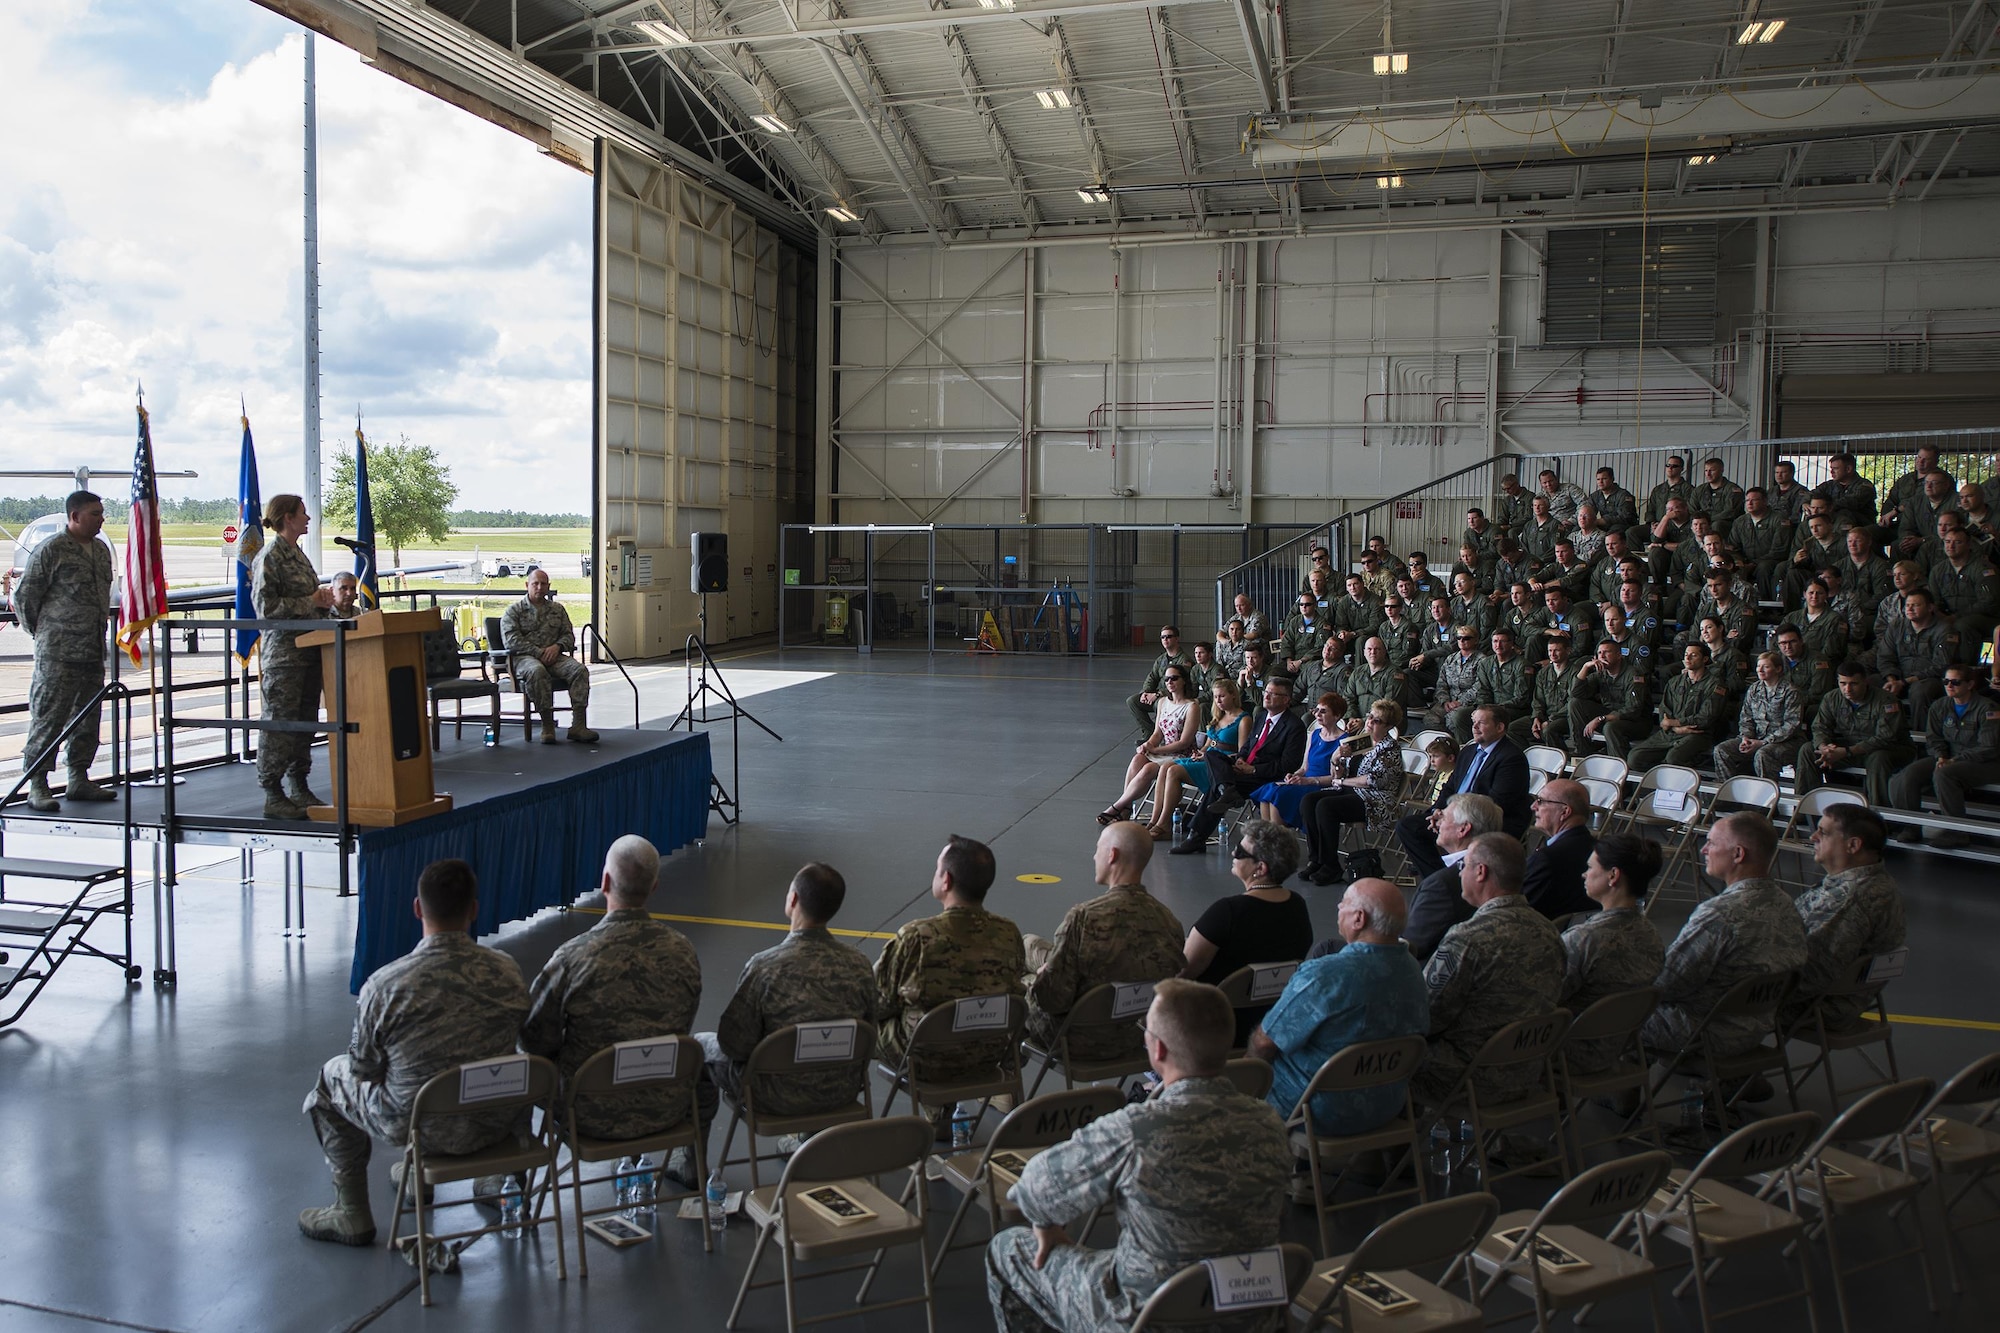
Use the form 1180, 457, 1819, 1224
1521, 779, 1598, 921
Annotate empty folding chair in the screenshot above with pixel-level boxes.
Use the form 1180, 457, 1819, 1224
559, 1035, 708, 1277
386, 1053, 566, 1306
1617, 1111, 1824, 1333
875, 994, 1025, 1133
1425, 1010, 1574, 1189
1753, 1078, 1941, 1333
1644, 969, 1799, 1142
1894, 1053, 2000, 1294
1468, 1150, 1674, 1331
1616, 766, 1701, 882
1555, 987, 1664, 1162
1524, 745, 1567, 782
725, 1117, 936, 1332
715, 1020, 877, 1190
1785, 947, 1905, 1107
1216, 961, 1300, 1057
1023, 980, 1154, 1098
1293, 1192, 1500, 1330
1131, 1242, 1314, 1331
1571, 753, 1628, 791
1283, 1035, 1430, 1258
922, 1087, 1125, 1279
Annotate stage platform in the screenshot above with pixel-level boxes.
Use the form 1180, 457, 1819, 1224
0, 726, 714, 993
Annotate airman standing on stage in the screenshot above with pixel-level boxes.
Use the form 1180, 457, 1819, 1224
15, 490, 115, 812
502, 569, 598, 744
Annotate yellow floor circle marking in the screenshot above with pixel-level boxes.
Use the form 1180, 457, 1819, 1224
1016, 873, 1063, 884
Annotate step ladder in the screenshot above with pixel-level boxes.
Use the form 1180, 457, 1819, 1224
0, 855, 137, 1029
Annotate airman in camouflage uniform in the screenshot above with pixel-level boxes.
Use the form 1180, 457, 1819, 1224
1346, 642, 1410, 719
1512, 635, 1580, 749
1292, 638, 1345, 705
876, 836, 1028, 1087
1619, 645, 1725, 769
1878, 591, 1957, 727
14, 491, 114, 811
703, 866, 876, 1118
1729, 493, 1795, 599
1374, 602, 1422, 671
252, 498, 335, 818
1691, 461, 1745, 531
1891, 678, 2000, 838
1787, 858, 1904, 1031
1779, 600, 1848, 672
1426, 638, 1485, 737
1472, 632, 1533, 740
1812, 455, 1878, 532
1567, 642, 1651, 755
1414, 865, 1565, 1107
1714, 657, 1803, 783
1330, 577, 1383, 662
1929, 529, 2000, 661
1591, 474, 1639, 534
1560, 908, 1665, 1073
520, 837, 707, 1140
1277, 596, 1332, 672
1644, 859, 1807, 1057
1522, 500, 1564, 566
502, 569, 597, 744
986, 984, 1291, 1333
300, 860, 529, 1246
1799, 670, 1916, 807
1496, 477, 1537, 538
1025, 826, 1184, 1062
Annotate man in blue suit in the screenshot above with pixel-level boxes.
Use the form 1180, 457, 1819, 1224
1395, 704, 1531, 882
1171, 677, 1306, 854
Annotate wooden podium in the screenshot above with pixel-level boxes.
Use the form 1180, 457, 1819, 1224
298, 608, 453, 827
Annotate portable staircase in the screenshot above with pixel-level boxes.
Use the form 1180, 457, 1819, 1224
0, 682, 140, 1028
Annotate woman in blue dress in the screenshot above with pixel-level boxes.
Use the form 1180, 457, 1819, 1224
1252, 692, 1349, 828
1142, 677, 1250, 840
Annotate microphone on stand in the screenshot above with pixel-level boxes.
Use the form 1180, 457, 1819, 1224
331, 535, 370, 552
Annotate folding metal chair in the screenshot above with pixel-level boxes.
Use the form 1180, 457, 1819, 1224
875, 994, 1024, 1135
1579, 777, 1624, 832
1891, 1053, 2000, 1295
1284, 1035, 1430, 1257
726, 1117, 937, 1332
921, 1087, 1126, 1278
559, 1035, 708, 1277
1773, 788, 1865, 890
1571, 753, 1629, 791
1425, 1011, 1574, 1190
1643, 969, 1800, 1143
1524, 745, 1568, 781
1754, 1078, 1941, 1333
1666, 777, 1780, 902
1293, 1192, 1500, 1331
1223, 1055, 1276, 1101
386, 1053, 566, 1306
1784, 947, 1905, 1107
1131, 1242, 1315, 1330
1616, 766, 1704, 911
1468, 1150, 1674, 1331
1216, 961, 1301, 1057
1022, 980, 1153, 1098
716, 1020, 877, 1190
1554, 987, 1664, 1162
1414, 729, 1453, 752
1616, 1111, 1824, 1333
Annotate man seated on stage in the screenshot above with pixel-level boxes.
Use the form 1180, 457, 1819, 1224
501, 569, 598, 744
985, 980, 1290, 1333
329, 571, 363, 620
299, 859, 529, 1250
875, 835, 1027, 1133
1025, 822, 1184, 1064
521, 835, 713, 1189
699, 863, 876, 1124
1396, 704, 1529, 883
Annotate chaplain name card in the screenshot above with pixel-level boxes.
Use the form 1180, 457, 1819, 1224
1204, 1247, 1289, 1310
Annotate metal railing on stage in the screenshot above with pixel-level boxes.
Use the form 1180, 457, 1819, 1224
777, 521, 1320, 654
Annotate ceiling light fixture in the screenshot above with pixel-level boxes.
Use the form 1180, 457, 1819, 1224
1036, 88, 1074, 109
1372, 52, 1409, 75
1687, 153, 1718, 165
752, 113, 791, 133
1737, 18, 1786, 43
1376, 174, 1403, 189
977, 0, 1016, 8
826, 206, 860, 223
1077, 186, 1110, 203
634, 18, 690, 46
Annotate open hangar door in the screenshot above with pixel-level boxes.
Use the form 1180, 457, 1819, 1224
594, 139, 814, 660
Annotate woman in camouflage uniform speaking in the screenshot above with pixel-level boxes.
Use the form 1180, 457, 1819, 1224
251, 494, 336, 820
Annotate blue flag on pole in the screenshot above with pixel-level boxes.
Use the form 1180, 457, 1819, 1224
352, 421, 379, 610
234, 411, 263, 663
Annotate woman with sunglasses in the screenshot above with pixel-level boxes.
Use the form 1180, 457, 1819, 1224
1099, 663, 1199, 825
1183, 818, 1315, 1044
1143, 678, 1249, 840
1250, 692, 1346, 829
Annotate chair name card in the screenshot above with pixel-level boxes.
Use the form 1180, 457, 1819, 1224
953, 995, 1011, 1032
458, 1055, 530, 1104
796, 1020, 859, 1063
1203, 1247, 1289, 1310
1111, 982, 1157, 1020
612, 1039, 679, 1085
1250, 963, 1298, 1002
1867, 946, 1910, 982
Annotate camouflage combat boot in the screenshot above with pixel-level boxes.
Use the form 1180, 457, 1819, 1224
285, 776, 324, 809
298, 1172, 376, 1246
262, 785, 307, 820
65, 770, 115, 802
540, 715, 559, 745
25, 774, 58, 813
567, 705, 598, 744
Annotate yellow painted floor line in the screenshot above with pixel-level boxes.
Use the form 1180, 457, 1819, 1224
569, 905, 897, 941
1887, 1013, 2000, 1032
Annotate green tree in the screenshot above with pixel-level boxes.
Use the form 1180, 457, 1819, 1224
323, 434, 459, 568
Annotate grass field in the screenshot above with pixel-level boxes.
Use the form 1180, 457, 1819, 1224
102, 523, 591, 553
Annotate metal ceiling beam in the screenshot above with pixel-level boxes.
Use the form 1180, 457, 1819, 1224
1228, 0, 1278, 115
1488, 0, 1511, 97
1778, 0, 1885, 191
927, 0, 1041, 229
523, 0, 659, 51
1152, 9, 1208, 227
579, 0, 1221, 51
1873, 0, 1997, 185
1046, 15, 1121, 223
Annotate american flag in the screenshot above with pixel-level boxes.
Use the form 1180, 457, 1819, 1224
117, 401, 170, 665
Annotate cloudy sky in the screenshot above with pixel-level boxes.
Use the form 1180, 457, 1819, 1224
0, 0, 592, 513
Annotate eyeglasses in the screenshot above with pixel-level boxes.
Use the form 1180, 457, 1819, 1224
1231, 845, 1256, 860
1385, 602, 1403, 609
1456, 636, 1476, 642
1947, 677, 1975, 687
1163, 673, 1184, 682
1160, 633, 1178, 640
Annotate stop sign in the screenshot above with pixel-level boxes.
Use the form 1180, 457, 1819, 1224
223, 523, 239, 545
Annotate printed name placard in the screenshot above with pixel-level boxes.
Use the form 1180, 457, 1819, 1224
953, 995, 1011, 1032
1867, 946, 1910, 982
1111, 982, 1157, 1020
1250, 963, 1298, 1001
796, 1020, 859, 1063
459, 1055, 530, 1104
612, 1039, 679, 1084
1204, 1247, 1288, 1310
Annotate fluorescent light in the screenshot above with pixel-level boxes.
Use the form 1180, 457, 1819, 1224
1737, 18, 1785, 44
634, 19, 690, 46
826, 206, 860, 223
1376, 174, 1403, 189
1035, 88, 1073, 109
1077, 186, 1110, 203
1736, 21, 1761, 43
751, 113, 791, 133
1687, 153, 1717, 165
1758, 17, 1785, 40
1371, 52, 1409, 74
978, 0, 1016, 8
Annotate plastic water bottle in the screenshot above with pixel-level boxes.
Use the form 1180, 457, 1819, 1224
951, 1104, 977, 1151
705, 1167, 728, 1233
499, 1176, 525, 1237
631, 1158, 656, 1217
1427, 1124, 1453, 1179
616, 1155, 644, 1219
483, 722, 498, 748
1171, 809, 1184, 844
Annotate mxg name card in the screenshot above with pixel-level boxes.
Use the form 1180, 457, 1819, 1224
796, 1021, 858, 1062
612, 1039, 679, 1084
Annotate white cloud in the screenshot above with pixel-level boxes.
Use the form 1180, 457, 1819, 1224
0, 0, 592, 513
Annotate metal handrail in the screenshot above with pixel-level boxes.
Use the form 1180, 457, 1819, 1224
578, 623, 641, 731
